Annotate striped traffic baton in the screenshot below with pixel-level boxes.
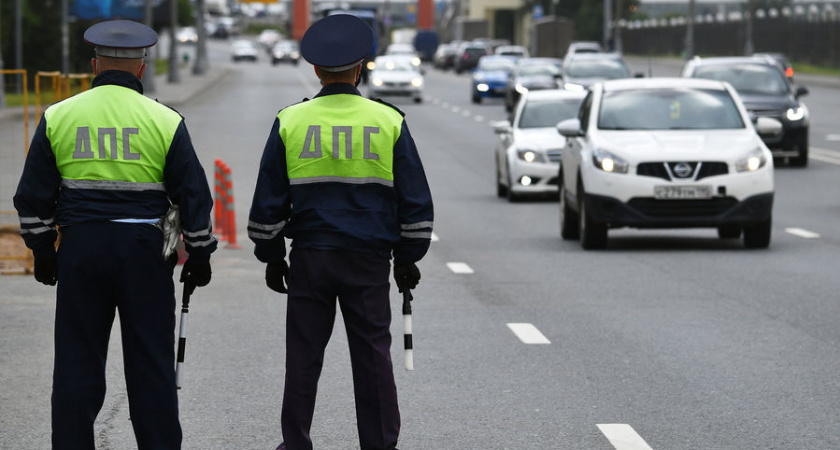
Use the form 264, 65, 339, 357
402, 288, 414, 371
175, 282, 196, 389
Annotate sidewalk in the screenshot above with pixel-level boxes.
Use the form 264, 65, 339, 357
0, 63, 230, 122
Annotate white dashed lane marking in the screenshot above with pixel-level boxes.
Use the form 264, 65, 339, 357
506, 323, 550, 344
597, 424, 655, 450
785, 227, 821, 239
826, 134, 840, 141
446, 262, 474, 274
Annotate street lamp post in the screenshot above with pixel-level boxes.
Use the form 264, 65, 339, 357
143, 0, 157, 94
685, 0, 695, 59
168, 0, 180, 83
193, 0, 209, 75
603, 0, 612, 50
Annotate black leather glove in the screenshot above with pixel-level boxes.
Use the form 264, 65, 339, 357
266, 260, 289, 294
180, 258, 211, 287
34, 255, 58, 286
393, 263, 421, 293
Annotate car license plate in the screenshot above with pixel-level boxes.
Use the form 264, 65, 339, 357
654, 185, 712, 200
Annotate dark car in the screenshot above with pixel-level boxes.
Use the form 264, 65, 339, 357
471, 55, 517, 103
453, 42, 490, 74
682, 56, 810, 166
271, 40, 300, 65
560, 53, 632, 92
504, 57, 563, 112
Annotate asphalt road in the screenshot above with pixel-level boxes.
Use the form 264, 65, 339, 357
2, 41, 840, 449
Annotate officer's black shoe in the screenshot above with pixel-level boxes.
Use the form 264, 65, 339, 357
274, 443, 286, 450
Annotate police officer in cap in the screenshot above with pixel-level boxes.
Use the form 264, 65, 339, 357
248, 13, 434, 450
14, 20, 216, 449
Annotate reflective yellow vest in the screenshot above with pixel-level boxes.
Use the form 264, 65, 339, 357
278, 94, 403, 187
45, 85, 182, 191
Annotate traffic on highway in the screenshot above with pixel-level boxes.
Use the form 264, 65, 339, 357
3, 11, 840, 450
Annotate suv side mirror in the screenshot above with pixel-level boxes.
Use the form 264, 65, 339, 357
556, 118, 583, 137
492, 120, 512, 135
795, 86, 809, 98
755, 117, 783, 137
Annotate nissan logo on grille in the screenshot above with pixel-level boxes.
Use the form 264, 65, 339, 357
670, 162, 695, 179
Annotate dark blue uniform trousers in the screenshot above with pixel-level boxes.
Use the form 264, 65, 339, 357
282, 248, 400, 450
53, 222, 181, 449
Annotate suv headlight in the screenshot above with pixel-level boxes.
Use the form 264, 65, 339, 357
371, 78, 384, 87
786, 106, 807, 121
517, 149, 546, 163
592, 149, 629, 173
735, 148, 768, 172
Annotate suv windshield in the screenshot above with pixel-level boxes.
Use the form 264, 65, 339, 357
692, 64, 789, 95
566, 59, 629, 78
479, 59, 515, 72
519, 99, 583, 129
598, 88, 745, 130
519, 64, 560, 77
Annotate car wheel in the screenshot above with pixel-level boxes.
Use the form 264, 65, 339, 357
496, 158, 508, 198
559, 177, 579, 240
578, 182, 607, 249
506, 164, 519, 202
743, 216, 772, 249
717, 225, 741, 239
789, 137, 809, 167
472, 93, 480, 104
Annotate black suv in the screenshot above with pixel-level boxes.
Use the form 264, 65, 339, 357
453, 42, 490, 74
681, 55, 810, 166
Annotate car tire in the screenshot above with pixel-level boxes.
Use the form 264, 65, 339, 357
743, 216, 772, 249
578, 182, 607, 249
789, 137, 809, 167
472, 93, 481, 104
559, 178, 579, 240
506, 163, 520, 202
496, 158, 508, 198
717, 225, 742, 239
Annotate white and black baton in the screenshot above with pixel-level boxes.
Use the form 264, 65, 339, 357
402, 288, 414, 371
175, 282, 195, 389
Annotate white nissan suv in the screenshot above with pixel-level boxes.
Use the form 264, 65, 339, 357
557, 78, 781, 249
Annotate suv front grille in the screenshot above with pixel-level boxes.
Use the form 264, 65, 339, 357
636, 162, 729, 181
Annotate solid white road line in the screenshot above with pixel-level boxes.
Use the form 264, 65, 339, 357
811, 147, 840, 166
785, 227, 821, 239
446, 262, 474, 274
506, 323, 551, 344
597, 424, 655, 450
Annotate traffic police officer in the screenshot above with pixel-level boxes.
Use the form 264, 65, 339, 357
248, 14, 434, 450
13, 20, 217, 449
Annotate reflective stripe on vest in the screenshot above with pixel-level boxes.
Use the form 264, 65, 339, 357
278, 94, 402, 186
45, 85, 182, 187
